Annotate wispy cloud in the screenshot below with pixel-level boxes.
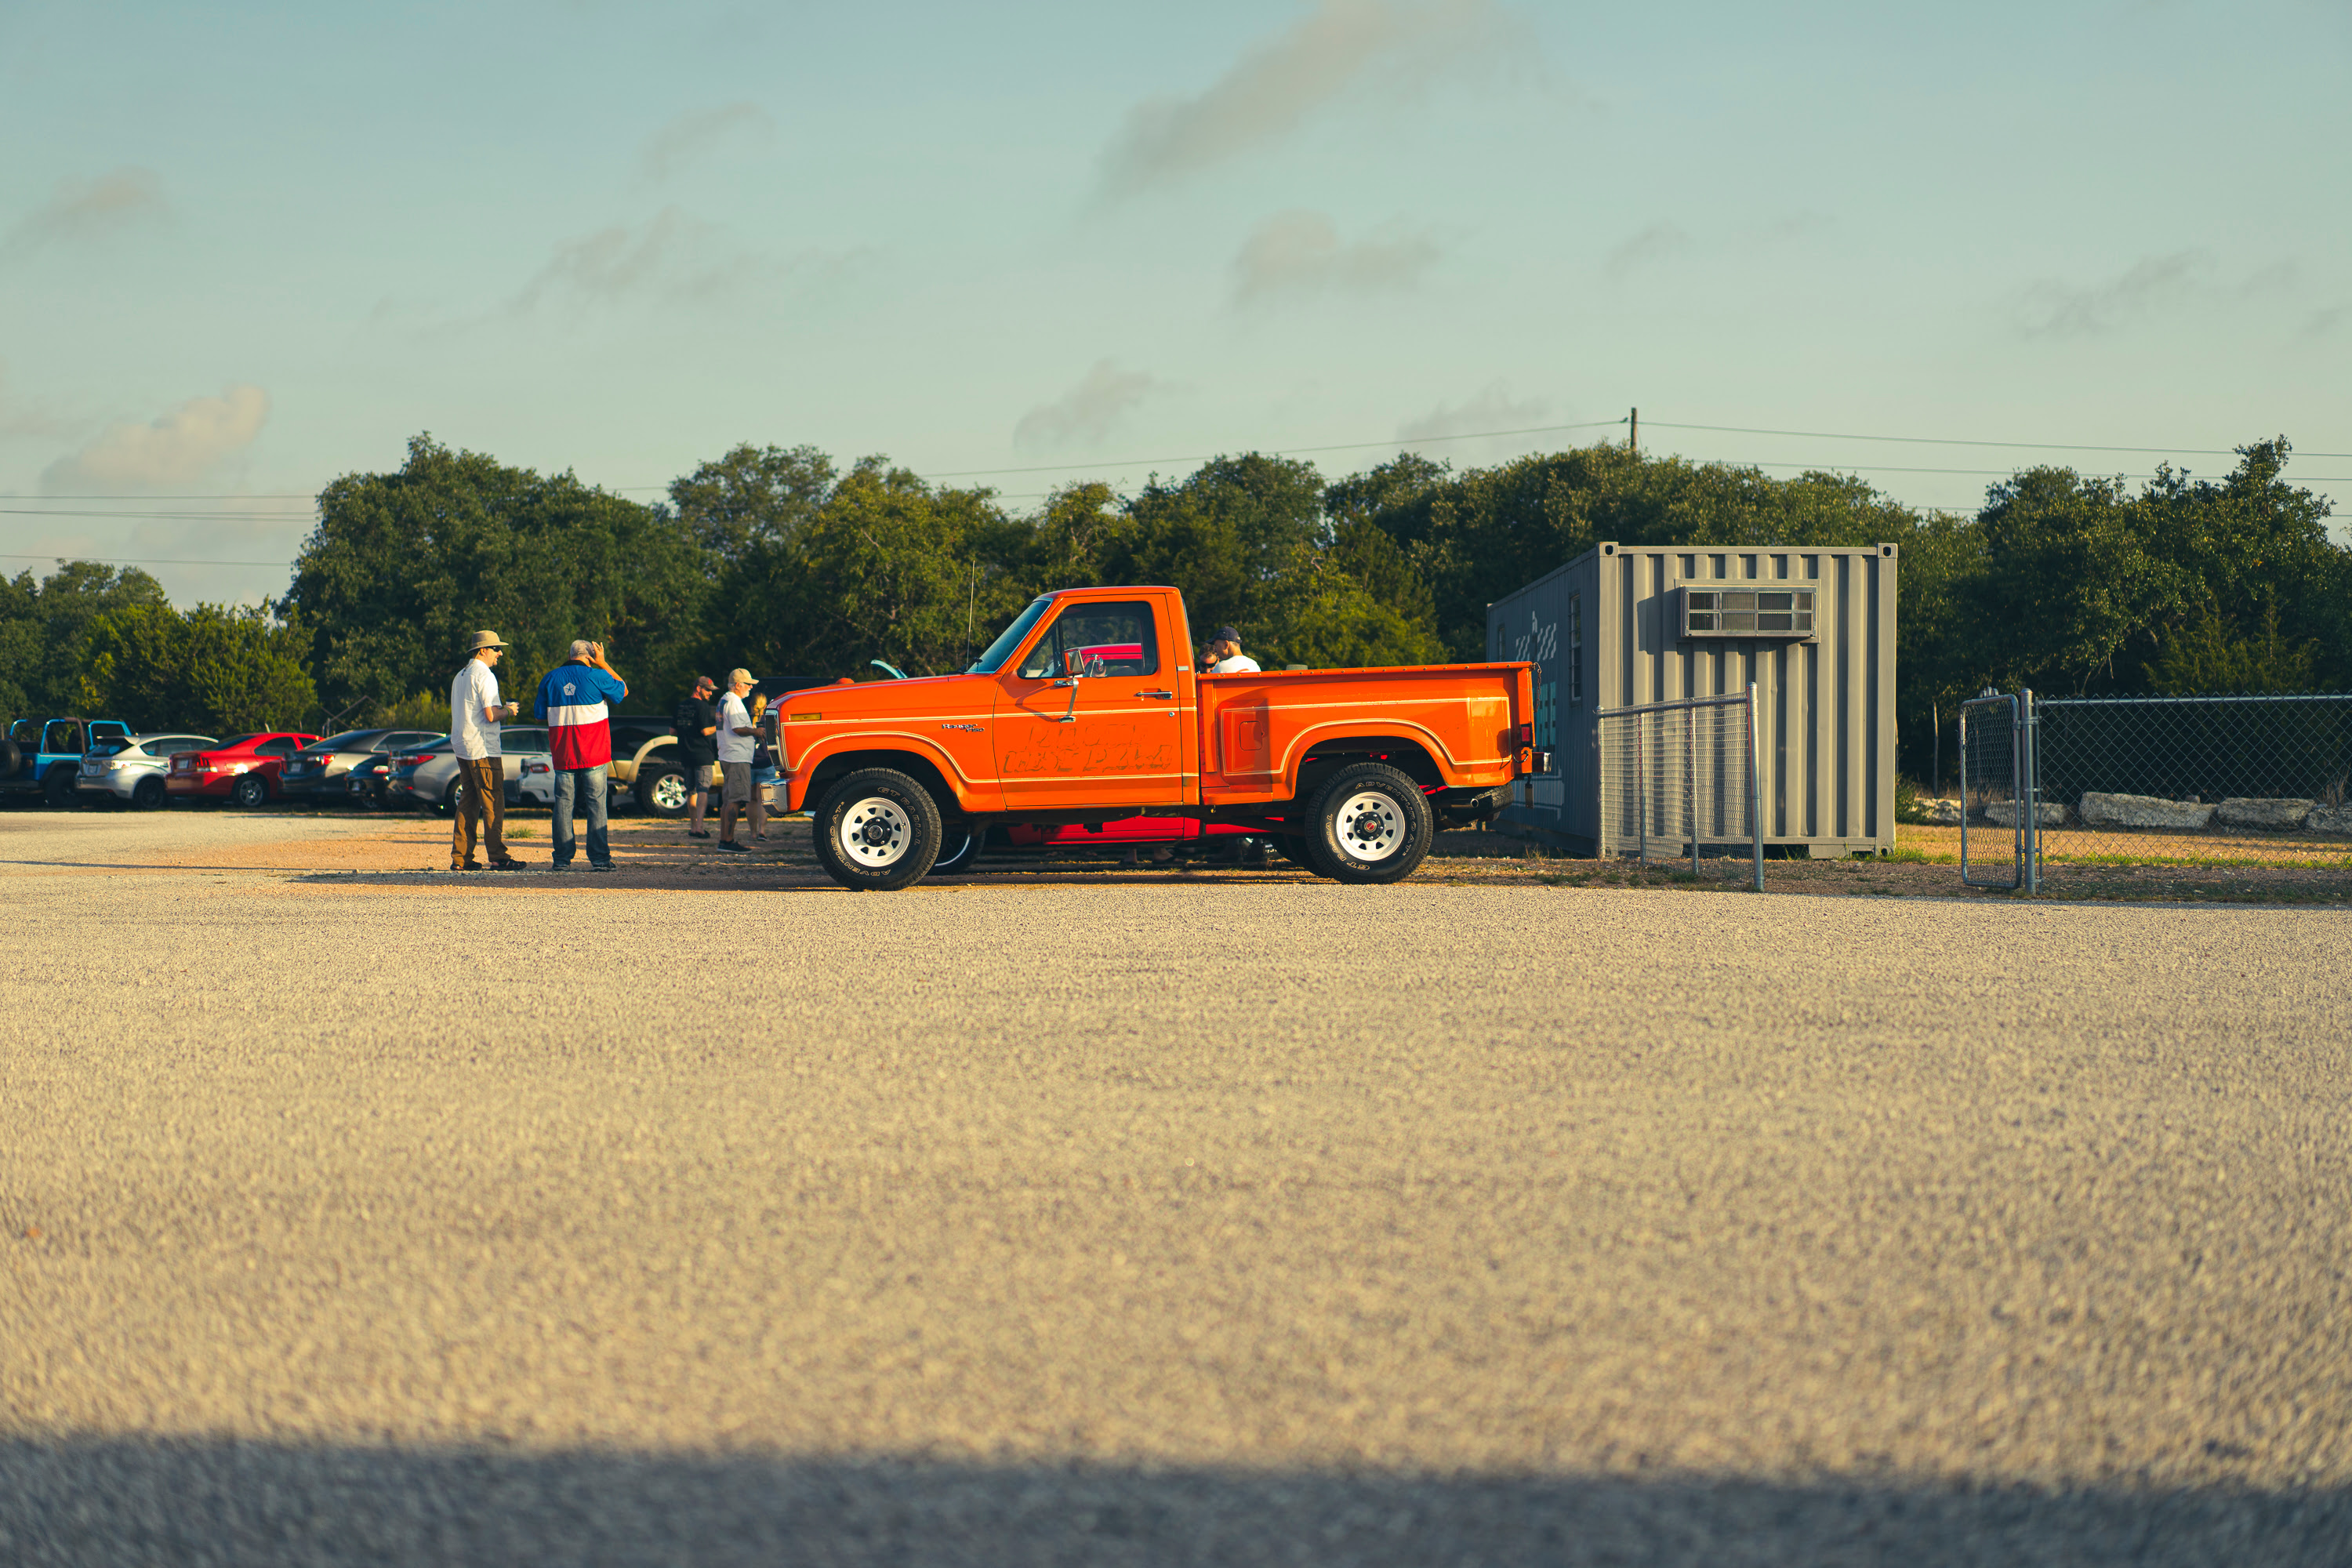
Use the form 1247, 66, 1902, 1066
1094, 0, 1531, 199
40, 386, 269, 492
507, 207, 860, 314
2, 166, 169, 261
2014, 250, 2212, 338
1013, 360, 1162, 450
1232, 209, 1438, 304
1397, 379, 1549, 442
1605, 220, 1690, 280
2303, 306, 2344, 341
637, 102, 774, 183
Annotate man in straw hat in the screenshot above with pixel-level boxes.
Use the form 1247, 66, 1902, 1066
449, 630, 525, 871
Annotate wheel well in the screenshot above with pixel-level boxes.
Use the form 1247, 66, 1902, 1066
803, 750, 963, 825
1292, 735, 1443, 803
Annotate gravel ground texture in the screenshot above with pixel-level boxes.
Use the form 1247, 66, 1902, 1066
3, 807, 2349, 1566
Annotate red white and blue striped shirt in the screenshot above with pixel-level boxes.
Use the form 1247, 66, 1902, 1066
536, 663, 629, 769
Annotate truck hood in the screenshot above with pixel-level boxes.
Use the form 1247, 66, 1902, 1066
783, 673, 996, 722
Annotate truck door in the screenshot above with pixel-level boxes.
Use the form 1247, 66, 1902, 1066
995, 597, 1185, 812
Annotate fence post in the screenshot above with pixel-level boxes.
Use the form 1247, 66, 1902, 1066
1636, 715, 1649, 869
1686, 702, 1698, 878
2022, 688, 2040, 894
1748, 682, 1763, 891
1958, 705, 1970, 876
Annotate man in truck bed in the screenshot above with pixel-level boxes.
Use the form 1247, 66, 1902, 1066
771, 586, 1545, 892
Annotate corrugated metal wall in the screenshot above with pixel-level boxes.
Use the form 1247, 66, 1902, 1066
1487, 541, 1898, 854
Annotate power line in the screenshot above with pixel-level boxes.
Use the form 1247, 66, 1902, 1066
919, 419, 1635, 478
1646, 420, 2352, 460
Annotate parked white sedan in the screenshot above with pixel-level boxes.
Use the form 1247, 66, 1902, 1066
77, 731, 220, 809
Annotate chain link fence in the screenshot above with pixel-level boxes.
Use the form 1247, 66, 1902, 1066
1956, 691, 2352, 892
1595, 688, 1763, 889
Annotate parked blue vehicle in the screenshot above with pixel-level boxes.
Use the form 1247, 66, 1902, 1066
2, 717, 132, 808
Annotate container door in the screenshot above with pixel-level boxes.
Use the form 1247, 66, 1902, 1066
995, 597, 1185, 811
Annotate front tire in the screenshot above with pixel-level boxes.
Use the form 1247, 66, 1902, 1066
812, 768, 941, 891
1301, 762, 1434, 884
438, 779, 463, 817
230, 775, 268, 808
132, 776, 167, 810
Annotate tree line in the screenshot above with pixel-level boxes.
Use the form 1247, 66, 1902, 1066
5, 430, 2343, 783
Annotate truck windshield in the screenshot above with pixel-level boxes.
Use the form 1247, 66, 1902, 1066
967, 597, 1053, 674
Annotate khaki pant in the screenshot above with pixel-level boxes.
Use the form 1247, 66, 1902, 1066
451, 757, 509, 866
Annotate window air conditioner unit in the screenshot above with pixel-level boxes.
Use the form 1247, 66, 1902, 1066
1675, 586, 1815, 639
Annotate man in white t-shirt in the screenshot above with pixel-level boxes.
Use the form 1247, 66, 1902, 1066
1203, 626, 1261, 674
713, 666, 764, 852
448, 630, 524, 870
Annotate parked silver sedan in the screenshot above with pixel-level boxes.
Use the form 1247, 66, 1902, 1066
77, 731, 220, 809
392, 728, 550, 815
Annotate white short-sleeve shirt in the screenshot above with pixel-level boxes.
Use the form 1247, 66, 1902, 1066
1209, 654, 1261, 673
451, 659, 503, 760
715, 691, 755, 764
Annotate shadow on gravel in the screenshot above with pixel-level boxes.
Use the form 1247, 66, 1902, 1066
2, 1437, 2343, 1567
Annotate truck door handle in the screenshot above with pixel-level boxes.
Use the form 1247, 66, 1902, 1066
1138, 689, 1174, 699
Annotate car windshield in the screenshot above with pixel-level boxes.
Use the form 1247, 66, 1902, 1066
968, 597, 1054, 674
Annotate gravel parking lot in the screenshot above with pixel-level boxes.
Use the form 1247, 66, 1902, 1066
3, 809, 2347, 1565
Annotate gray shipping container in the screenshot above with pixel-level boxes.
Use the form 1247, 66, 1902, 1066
1485, 541, 1898, 857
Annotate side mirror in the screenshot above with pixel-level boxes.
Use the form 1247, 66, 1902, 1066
1063, 649, 1086, 679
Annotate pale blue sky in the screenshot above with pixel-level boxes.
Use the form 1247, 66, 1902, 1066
4, 0, 2347, 604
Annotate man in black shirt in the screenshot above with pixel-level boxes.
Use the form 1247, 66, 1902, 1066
671, 674, 720, 839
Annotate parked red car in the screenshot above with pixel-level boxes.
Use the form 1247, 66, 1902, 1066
165, 731, 321, 807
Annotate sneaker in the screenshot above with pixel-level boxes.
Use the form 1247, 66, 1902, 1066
687, 829, 712, 839
589, 862, 614, 873
453, 862, 484, 872
549, 861, 570, 873
488, 859, 528, 871
716, 840, 747, 853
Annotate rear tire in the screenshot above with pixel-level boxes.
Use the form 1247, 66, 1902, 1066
230, 775, 268, 808
638, 764, 688, 818
132, 776, 167, 810
812, 768, 941, 891
438, 779, 463, 817
1300, 762, 1434, 884
43, 767, 78, 808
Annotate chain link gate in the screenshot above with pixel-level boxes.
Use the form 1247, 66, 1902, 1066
1595, 686, 1764, 890
1958, 690, 2038, 890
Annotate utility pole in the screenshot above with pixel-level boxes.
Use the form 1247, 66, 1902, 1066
1628, 406, 1639, 452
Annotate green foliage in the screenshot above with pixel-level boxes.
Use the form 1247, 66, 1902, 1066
74, 601, 317, 733
1252, 546, 1446, 670
0, 562, 169, 722
288, 434, 706, 722
2145, 593, 2321, 695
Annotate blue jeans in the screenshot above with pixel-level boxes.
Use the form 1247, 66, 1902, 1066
553, 768, 609, 866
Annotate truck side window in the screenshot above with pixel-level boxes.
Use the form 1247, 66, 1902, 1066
1017, 601, 1160, 679
47, 722, 82, 754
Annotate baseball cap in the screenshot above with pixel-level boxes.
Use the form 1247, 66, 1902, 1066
1214, 626, 1242, 644
728, 667, 757, 686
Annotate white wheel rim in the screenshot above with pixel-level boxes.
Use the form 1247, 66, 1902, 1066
651, 774, 687, 810
1333, 789, 1406, 862
838, 796, 913, 869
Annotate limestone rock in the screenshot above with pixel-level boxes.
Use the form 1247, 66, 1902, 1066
2307, 805, 2352, 835
2078, 793, 2216, 830
1982, 801, 2066, 828
1919, 798, 1963, 826
2216, 797, 2314, 830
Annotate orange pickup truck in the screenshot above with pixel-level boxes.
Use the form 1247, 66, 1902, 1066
771, 585, 1548, 890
